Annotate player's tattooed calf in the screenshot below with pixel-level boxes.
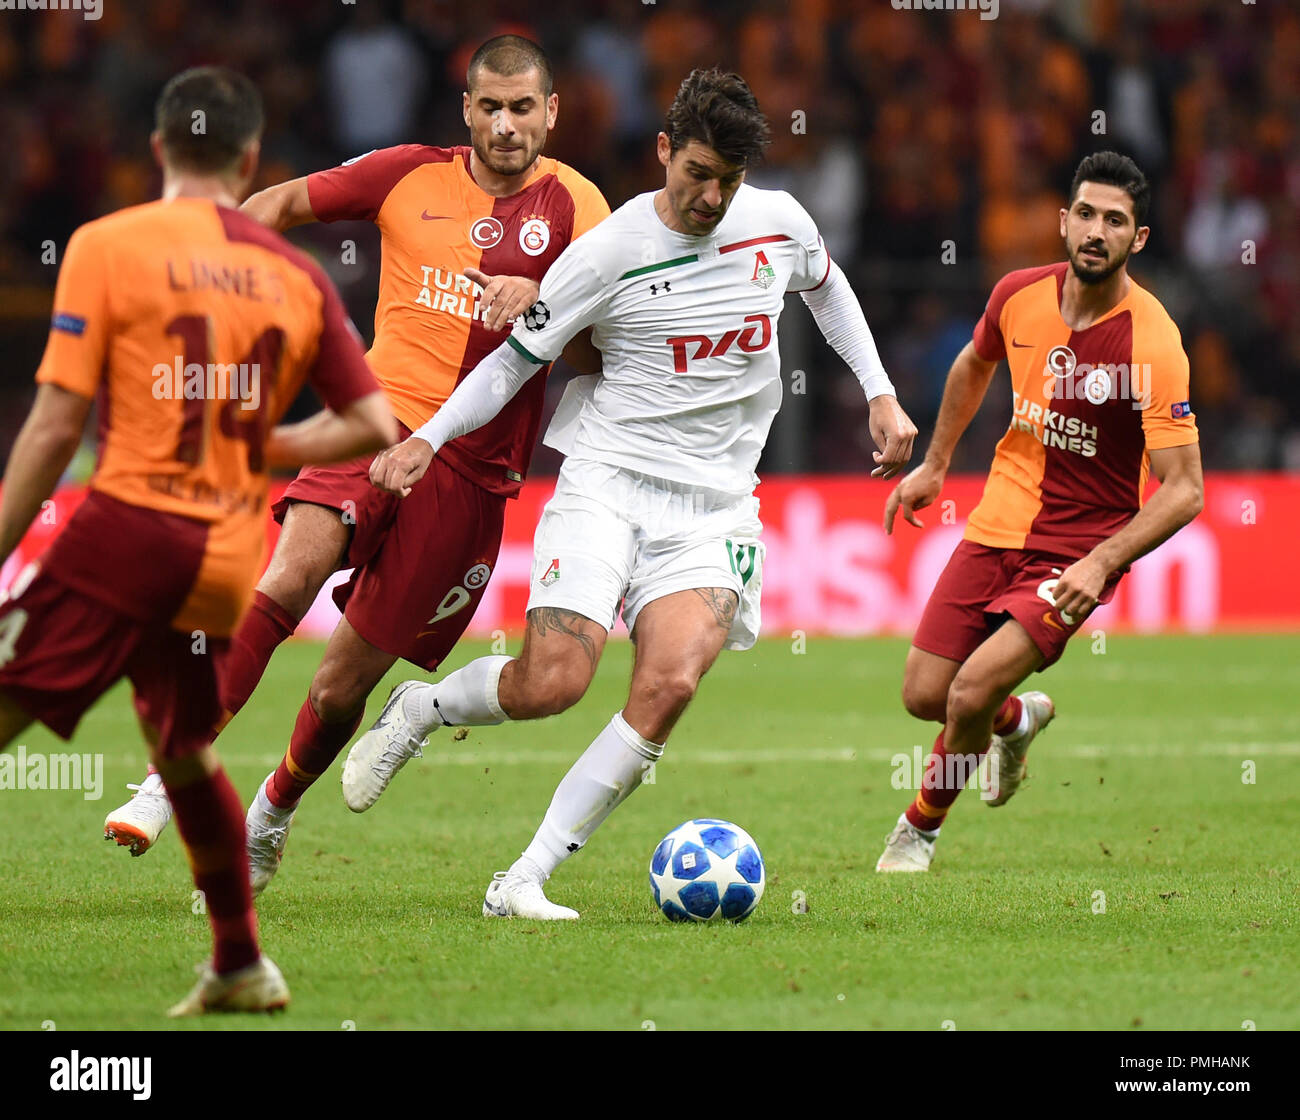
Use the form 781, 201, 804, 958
528, 606, 599, 670
694, 587, 739, 630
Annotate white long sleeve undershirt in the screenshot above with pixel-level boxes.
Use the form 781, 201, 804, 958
410, 341, 539, 454
411, 260, 896, 455
799, 259, 896, 401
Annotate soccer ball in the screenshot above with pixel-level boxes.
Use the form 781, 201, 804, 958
649, 819, 765, 923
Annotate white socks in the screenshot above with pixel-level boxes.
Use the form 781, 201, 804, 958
514, 712, 664, 880
403, 655, 511, 733
400, 666, 666, 883
139, 771, 166, 796
907, 813, 940, 841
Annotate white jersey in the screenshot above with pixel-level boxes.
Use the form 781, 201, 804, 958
507, 184, 831, 494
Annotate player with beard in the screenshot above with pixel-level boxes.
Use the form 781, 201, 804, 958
875, 151, 1204, 871
345, 69, 917, 918
103, 35, 609, 891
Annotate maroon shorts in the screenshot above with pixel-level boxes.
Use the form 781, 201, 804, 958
272, 432, 506, 671
912, 539, 1123, 671
0, 560, 228, 753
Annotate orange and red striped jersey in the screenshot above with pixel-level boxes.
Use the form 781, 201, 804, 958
966, 262, 1198, 557
307, 144, 610, 495
35, 197, 379, 633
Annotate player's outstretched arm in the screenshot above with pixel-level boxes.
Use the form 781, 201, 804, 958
265, 390, 397, 470
370, 244, 608, 495
370, 338, 546, 496
0, 384, 91, 564
1052, 442, 1204, 618
799, 260, 916, 478
241, 177, 317, 232
885, 341, 998, 534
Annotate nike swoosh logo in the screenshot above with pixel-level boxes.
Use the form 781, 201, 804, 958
1041, 610, 1063, 631
421, 212, 454, 221
1011, 339, 1034, 349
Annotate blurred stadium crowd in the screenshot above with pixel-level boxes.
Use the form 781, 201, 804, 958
2, 0, 1297, 475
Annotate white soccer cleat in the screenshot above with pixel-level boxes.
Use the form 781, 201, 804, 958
341, 681, 431, 813
982, 690, 1056, 807
245, 777, 297, 896
167, 955, 290, 1017
482, 871, 579, 920
875, 814, 936, 873
103, 773, 172, 856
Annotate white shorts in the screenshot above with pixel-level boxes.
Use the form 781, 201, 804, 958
526, 458, 765, 650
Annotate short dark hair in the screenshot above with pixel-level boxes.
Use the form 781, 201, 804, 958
155, 66, 263, 174
467, 34, 553, 97
1069, 150, 1151, 225
664, 68, 771, 168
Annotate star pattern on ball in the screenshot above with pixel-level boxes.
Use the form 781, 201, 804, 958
650, 857, 697, 915
649, 820, 765, 923
696, 844, 745, 903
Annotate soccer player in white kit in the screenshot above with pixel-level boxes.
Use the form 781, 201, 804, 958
345, 69, 918, 918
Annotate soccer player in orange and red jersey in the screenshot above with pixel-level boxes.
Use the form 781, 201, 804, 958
105, 35, 609, 891
0, 67, 395, 1013
876, 151, 1204, 872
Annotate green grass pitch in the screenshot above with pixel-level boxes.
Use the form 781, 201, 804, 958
2, 634, 1297, 1031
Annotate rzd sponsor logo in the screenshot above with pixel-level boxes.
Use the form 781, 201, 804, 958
666, 314, 772, 372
